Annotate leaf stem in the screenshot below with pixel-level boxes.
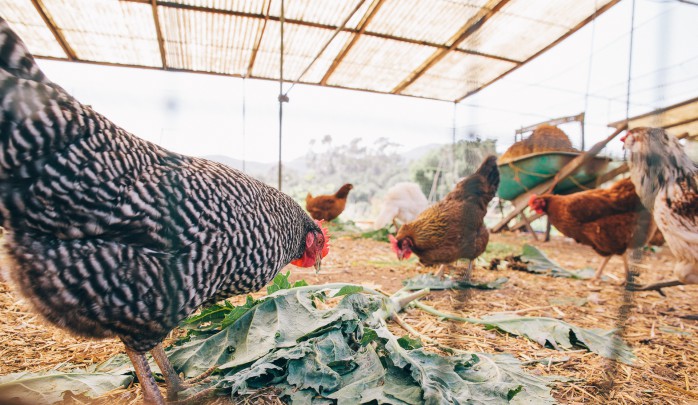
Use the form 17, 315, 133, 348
412, 301, 482, 324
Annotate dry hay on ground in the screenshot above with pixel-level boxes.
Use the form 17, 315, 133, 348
1, 232, 697, 404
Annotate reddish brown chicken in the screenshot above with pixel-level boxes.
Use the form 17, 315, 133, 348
306, 184, 353, 221
389, 156, 499, 279
528, 177, 659, 284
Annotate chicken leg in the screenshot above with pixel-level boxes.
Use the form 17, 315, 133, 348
150, 344, 217, 402
464, 260, 473, 282
124, 346, 165, 405
590, 256, 612, 285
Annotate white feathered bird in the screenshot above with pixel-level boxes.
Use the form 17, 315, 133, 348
373, 182, 429, 230
623, 127, 698, 296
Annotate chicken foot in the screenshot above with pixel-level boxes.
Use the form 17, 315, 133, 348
151, 343, 217, 401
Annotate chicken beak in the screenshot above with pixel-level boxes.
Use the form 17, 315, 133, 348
620, 132, 632, 146
314, 252, 322, 274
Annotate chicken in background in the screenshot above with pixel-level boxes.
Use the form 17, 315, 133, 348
623, 127, 698, 295
0, 20, 329, 405
389, 156, 499, 280
373, 182, 429, 230
529, 178, 660, 285
306, 183, 353, 221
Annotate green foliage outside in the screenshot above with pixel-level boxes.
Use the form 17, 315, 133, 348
255, 135, 497, 220
410, 138, 497, 200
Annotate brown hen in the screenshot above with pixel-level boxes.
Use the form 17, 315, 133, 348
389, 156, 499, 279
529, 177, 660, 284
306, 184, 353, 221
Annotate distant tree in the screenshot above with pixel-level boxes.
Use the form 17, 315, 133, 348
283, 136, 411, 217
410, 139, 497, 200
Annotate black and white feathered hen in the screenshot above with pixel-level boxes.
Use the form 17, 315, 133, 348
0, 18, 328, 404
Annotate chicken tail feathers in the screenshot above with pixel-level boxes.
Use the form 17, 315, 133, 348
0, 18, 49, 83
451, 155, 500, 206
476, 155, 500, 192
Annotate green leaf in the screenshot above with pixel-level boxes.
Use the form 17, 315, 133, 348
397, 335, 423, 350
166, 290, 365, 378
0, 371, 132, 404
402, 274, 508, 290
375, 323, 560, 405
478, 313, 635, 365
359, 328, 379, 347
520, 245, 596, 279
332, 285, 364, 297
3, 284, 563, 404
180, 300, 234, 328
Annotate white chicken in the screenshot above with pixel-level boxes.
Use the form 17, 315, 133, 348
373, 182, 429, 230
623, 127, 698, 297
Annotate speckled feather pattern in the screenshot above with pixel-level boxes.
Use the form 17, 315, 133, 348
625, 127, 698, 284
0, 19, 318, 352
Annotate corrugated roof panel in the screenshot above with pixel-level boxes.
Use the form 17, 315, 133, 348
0, 0, 66, 58
327, 36, 436, 93
501, 0, 614, 28
160, 8, 260, 75
167, 0, 267, 15
267, 0, 366, 29
40, 0, 160, 66
366, 0, 487, 45
251, 21, 349, 83
459, 0, 614, 62
401, 51, 516, 100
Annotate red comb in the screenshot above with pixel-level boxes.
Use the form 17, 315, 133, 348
388, 234, 399, 253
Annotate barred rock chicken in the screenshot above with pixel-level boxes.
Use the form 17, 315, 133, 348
389, 156, 499, 279
529, 178, 659, 284
623, 127, 698, 293
306, 183, 353, 221
0, 20, 328, 405
373, 182, 429, 230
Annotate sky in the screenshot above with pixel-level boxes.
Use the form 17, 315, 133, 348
36, 0, 698, 164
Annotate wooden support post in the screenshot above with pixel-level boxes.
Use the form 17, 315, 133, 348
509, 212, 544, 231
519, 213, 538, 241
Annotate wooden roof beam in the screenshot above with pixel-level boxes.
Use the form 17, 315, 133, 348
320, 0, 386, 86
391, 0, 513, 95
456, 0, 622, 103
608, 96, 698, 129
150, 0, 167, 69
123, 0, 517, 65
30, 0, 76, 61
247, 0, 272, 76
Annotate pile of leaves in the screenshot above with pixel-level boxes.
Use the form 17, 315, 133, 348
0, 273, 564, 404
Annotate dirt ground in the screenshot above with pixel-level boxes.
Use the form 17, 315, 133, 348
1, 230, 697, 404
